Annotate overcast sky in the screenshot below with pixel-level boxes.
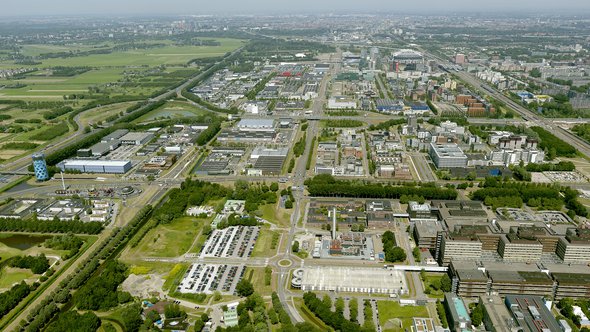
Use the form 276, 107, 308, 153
2, 0, 590, 17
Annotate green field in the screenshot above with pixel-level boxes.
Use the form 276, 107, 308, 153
133, 100, 209, 123
377, 301, 429, 332
251, 228, 279, 258
244, 267, 273, 295
1, 39, 244, 69
129, 217, 203, 258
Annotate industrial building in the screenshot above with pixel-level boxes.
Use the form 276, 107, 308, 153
31, 153, 49, 181
429, 143, 468, 168
59, 160, 132, 174
327, 96, 357, 109
236, 119, 275, 131
119, 132, 154, 145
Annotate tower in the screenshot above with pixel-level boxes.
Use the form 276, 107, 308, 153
31, 153, 49, 181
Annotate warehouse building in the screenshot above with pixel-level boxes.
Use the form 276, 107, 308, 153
120, 132, 154, 145
429, 143, 468, 168
58, 160, 132, 174
237, 119, 275, 131
101, 129, 129, 143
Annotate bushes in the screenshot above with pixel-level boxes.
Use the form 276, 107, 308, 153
526, 161, 575, 172
293, 132, 307, 157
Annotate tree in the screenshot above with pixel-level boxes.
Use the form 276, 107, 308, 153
470, 303, 483, 326
291, 241, 300, 253
270, 183, 279, 192
285, 200, 293, 209
236, 279, 254, 297
440, 274, 452, 292
165, 303, 186, 319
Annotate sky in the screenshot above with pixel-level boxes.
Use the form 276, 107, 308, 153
2, 0, 590, 17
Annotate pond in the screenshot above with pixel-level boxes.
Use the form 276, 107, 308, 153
0, 234, 51, 250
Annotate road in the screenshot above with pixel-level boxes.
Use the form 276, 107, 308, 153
275, 49, 340, 324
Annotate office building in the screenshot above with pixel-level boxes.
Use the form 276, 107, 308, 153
59, 160, 132, 174
498, 234, 543, 263
31, 153, 49, 181
429, 143, 468, 168
556, 228, 590, 264
488, 269, 554, 298
480, 295, 517, 332
444, 293, 472, 331
448, 262, 489, 298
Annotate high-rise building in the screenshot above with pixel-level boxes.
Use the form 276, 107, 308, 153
31, 153, 49, 181
455, 53, 466, 64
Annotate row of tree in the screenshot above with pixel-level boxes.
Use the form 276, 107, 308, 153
305, 175, 458, 200
0, 282, 33, 317
303, 292, 370, 332
0, 218, 103, 234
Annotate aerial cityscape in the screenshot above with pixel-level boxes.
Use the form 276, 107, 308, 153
1, 2, 590, 332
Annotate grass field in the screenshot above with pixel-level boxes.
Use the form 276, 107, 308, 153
377, 301, 429, 332
78, 101, 137, 127
260, 204, 291, 228
251, 228, 279, 258
133, 100, 208, 123
1, 39, 244, 69
244, 267, 273, 295
130, 216, 203, 258
423, 273, 444, 298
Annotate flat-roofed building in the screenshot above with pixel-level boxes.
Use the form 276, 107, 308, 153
552, 272, 590, 300
120, 132, 154, 145
556, 228, 590, 264
480, 295, 517, 332
429, 143, 467, 168
413, 219, 444, 250
444, 293, 472, 331
439, 234, 483, 265
488, 269, 553, 298
237, 119, 275, 131
504, 295, 561, 332
498, 234, 543, 263
448, 261, 489, 298
58, 160, 132, 174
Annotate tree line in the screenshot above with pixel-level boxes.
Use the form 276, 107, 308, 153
303, 292, 371, 332
0, 218, 103, 234
305, 175, 458, 200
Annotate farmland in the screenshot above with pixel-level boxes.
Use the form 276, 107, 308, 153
0, 38, 245, 163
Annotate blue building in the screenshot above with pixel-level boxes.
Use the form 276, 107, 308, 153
31, 153, 49, 181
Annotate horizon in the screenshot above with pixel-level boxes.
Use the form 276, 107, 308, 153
2, 0, 590, 18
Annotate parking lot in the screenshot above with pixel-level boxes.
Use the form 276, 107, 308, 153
177, 263, 246, 295
199, 226, 259, 259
